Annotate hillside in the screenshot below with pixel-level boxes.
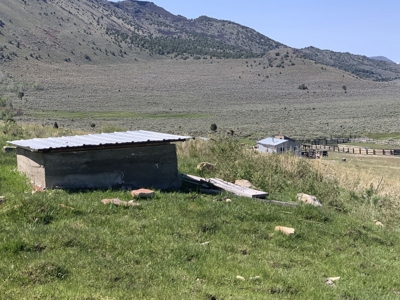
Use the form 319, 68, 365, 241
298, 47, 400, 81
0, 0, 284, 66
0, 0, 400, 81
1, 1, 400, 138
1, 47, 398, 139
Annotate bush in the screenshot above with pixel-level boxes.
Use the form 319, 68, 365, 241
0, 96, 23, 121
1, 120, 24, 137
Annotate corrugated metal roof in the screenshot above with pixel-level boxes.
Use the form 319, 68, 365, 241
257, 137, 288, 146
8, 130, 192, 152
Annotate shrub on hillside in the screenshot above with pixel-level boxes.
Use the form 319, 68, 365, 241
0, 96, 23, 121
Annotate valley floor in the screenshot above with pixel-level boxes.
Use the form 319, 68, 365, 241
2, 57, 400, 139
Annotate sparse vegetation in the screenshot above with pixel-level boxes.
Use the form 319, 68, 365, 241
0, 96, 22, 120
4, 56, 398, 139
298, 83, 308, 90
300, 47, 400, 81
17, 91, 24, 100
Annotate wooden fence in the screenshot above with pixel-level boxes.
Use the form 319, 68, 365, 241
304, 145, 400, 156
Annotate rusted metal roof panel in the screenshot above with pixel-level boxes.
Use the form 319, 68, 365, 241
8, 130, 192, 152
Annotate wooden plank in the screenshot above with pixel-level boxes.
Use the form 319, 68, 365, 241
181, 174, 209, 189
181, 174, 269, 199
208, 178, 268, 199
181, 174, 206, 183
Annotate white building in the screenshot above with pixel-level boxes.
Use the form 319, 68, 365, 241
257, 135, 301, 156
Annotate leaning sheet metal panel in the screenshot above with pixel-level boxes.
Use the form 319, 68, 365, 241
8, 130, 192, 152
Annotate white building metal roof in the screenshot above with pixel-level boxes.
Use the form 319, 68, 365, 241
8, 130, 192, 152
257, 137, 288, 146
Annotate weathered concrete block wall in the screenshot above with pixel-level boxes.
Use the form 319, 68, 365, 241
17, 148, 46, 187
16, 144, 180, 190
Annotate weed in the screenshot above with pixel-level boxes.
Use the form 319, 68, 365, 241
19, 261, 68, 284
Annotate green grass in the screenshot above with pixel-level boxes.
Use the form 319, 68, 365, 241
1, 132, 400, 299
365, 132, 400, 140
30, 110, 210, 120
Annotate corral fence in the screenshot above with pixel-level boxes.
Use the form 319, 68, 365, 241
303, 144, 400, 156
298, 137, 351, 146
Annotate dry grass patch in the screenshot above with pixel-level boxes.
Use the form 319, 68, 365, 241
317, 152, 400, 200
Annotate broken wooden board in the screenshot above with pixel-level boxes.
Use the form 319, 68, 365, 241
181, 174, 270, 200
181, 174, 210, 189
208, 178, 268, 199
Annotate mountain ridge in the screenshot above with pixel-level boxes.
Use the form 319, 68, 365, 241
0, 0, 399, 81
369, 56, 396, 64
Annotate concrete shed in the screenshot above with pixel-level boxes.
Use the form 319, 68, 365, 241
257, 135, 301, 156
8, 130, 191, 190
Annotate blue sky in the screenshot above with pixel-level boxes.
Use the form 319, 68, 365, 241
110, 0, 400, 63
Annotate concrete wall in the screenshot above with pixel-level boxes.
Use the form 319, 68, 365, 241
16, 144, 181, 190
17, 148, 46, 187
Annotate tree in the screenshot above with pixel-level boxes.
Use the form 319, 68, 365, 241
210, 123, 217, 132
17, 91, 24, 100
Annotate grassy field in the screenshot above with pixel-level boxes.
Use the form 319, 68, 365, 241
1, 127, 400, 299
2, 49, 400, 140
318, 151, 400, 201
366, 132, 400, 140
